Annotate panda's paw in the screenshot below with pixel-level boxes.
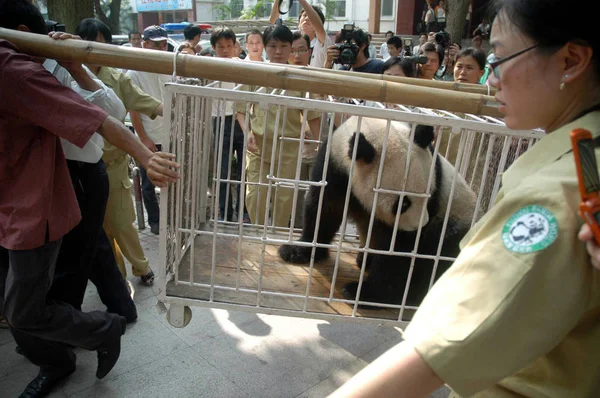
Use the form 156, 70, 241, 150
342, 282, 389, 310
355, 252, 373, 270
278, 245, 328, 264
342, 282, 360, 300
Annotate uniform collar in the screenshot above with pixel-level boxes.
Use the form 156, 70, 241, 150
502, 110, 600, 192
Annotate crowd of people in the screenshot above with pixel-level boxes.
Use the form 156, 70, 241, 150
1, 0, 599, 397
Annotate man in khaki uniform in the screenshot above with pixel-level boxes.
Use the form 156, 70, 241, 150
236, 23, 321, 227
96, 66, 162, 282
402, 110, 600, 396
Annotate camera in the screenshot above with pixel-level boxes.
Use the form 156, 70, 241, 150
434, 29, 451, 49
334, 23, 360, 65
402, 37, 413, 57
46, 20, 66, 33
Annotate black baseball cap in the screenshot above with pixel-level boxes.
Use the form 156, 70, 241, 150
143, 25, 168, 41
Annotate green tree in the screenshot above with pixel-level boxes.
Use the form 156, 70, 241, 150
44, 0, 130, 34
94, 0, 123, 34
230, 0, 244, 19
45, 0, 94, 33
213, 4, 232, 20
240, 0, 272, 20
444, 0, 470, 44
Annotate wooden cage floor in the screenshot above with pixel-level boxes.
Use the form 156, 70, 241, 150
166, 224, 414, 322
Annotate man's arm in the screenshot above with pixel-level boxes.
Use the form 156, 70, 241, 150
130, 110, 157, 152
329, 341, 443, 398
155, 103, 164, 117
298, 0, 327, 45
98, 116, 179, 187
269, 0, 280, 24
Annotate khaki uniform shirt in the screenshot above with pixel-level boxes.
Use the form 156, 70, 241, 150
235, 86, 320, 161
96, 66, 161, 167
404, 111, 600, 397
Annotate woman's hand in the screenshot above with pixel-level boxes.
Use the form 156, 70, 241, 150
578, 223, 600, 270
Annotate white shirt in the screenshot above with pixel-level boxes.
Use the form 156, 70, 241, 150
380, 43, 390, 61
310, 35, 334, 68
211, 81, 236, 117
43, 60, 126, 163
126, 69, 169, 144
243, 55, 265, 62
413, 45, 421, 56
368, 44, 377, 59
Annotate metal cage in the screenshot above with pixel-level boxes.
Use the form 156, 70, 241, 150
158, 80, 543, 328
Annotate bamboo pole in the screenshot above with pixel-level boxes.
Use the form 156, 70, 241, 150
292, 64, 495, 96
0, 28, 502, 117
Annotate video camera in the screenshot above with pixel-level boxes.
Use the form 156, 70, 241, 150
334, 23, 360, 65
434, 29, 451, 49
46, 20, 66, 33
404, 54, 428, 64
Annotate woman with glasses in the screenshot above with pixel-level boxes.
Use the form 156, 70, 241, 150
330, 0, 600, 397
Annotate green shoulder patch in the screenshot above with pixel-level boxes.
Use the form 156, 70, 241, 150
502, 205, 558, 254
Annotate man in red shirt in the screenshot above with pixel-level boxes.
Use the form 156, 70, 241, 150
0, 1, 179, 396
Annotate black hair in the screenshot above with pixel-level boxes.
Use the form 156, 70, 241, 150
292, 31, 311, 49
128, 31, 141, 40
200, 47, 215, 56
263, 23, 293, 46
299, 5, 326, 24
455, 47, 486, 70
76, 18, 112, 44
419, 42, 444, 65
0, 0, 47, 35
184, 24, 202, 40
386, 36, 403, 49
210, 25, 236, 47
385, 30, 394, 37
493, 0, 599, 76
245, 28, 263, 41
382, 56, 416, 77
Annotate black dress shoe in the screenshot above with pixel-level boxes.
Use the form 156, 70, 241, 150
96, 315, 127, 379
19, 368, 75, 398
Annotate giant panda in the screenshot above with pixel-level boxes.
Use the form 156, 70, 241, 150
278, 117, 477, 307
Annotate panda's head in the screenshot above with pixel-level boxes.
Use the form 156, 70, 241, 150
331, 117, 436, 231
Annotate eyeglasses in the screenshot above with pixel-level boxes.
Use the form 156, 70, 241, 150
291, 49, 309, 56
489, 43, 539, 78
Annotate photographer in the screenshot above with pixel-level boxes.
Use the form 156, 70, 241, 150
323, 27, 384, 74
437, 42, 461, 81
416, 42, 444, 80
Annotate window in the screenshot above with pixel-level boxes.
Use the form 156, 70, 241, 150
262, 2, 273, 18
332, 0, 346, 18
288, 2, 300, 18
381, 0, 394, 17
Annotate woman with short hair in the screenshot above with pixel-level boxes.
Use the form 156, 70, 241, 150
331, 0, 600, 396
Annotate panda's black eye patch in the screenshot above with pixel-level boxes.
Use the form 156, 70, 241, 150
400, 197, 412, 214
393, 197, 412, 215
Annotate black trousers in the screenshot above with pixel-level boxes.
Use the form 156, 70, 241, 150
7, 160, 135, 375
51, 160, 136, 319
0, 240, 117, 376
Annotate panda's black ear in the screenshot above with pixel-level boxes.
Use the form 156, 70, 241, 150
413, 124, 435, 149
348, 132, 376, 164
